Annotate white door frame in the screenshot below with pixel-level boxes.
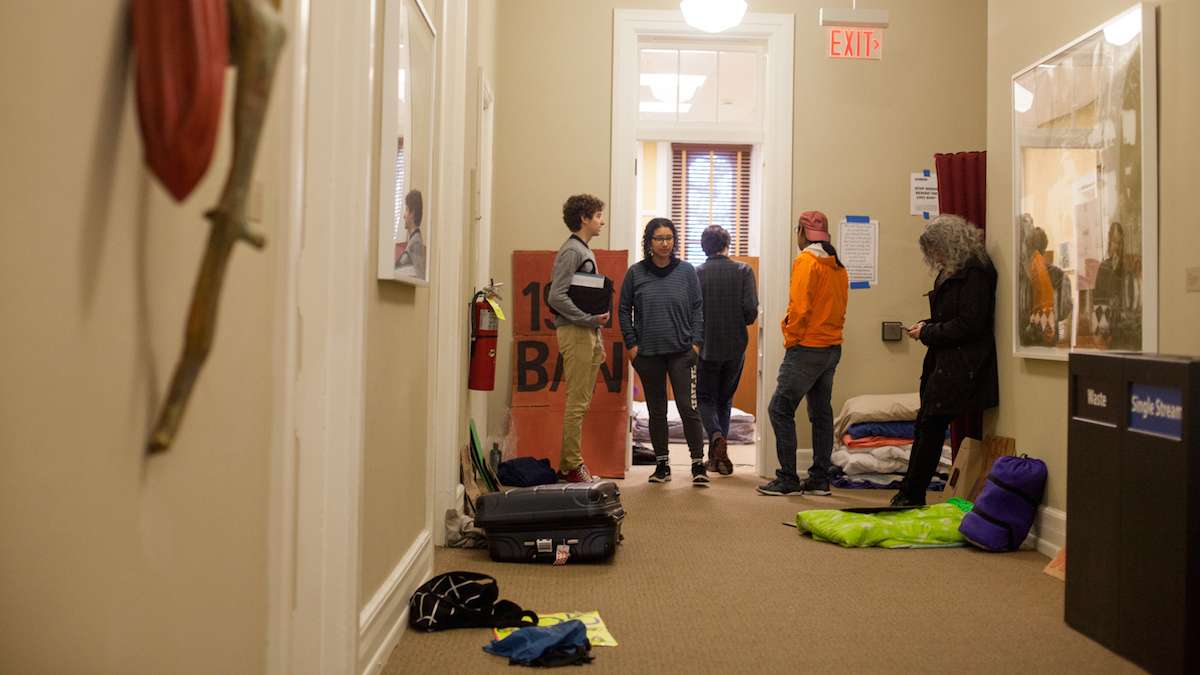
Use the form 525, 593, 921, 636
468, 69, 496, 448
611, 10, 794, 475
267, 0, 376, 672
266, 0, 307, 671
428, 0, 471, 544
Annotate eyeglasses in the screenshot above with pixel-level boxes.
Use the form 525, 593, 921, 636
651, 236, 675, 243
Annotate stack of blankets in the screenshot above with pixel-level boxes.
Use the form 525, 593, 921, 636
829, 393, 949, 490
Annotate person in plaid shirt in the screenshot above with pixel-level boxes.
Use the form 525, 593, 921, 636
695, 226, 759, 475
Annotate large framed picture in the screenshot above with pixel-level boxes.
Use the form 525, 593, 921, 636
1012, 4, 1156, 360
377, 0, 438, 284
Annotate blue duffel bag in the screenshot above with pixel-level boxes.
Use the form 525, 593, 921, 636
959, 454, 1047, 552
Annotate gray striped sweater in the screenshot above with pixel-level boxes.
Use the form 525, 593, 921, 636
618, 259, 704, 356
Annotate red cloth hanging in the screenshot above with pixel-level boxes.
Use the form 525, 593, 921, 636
934, 151, 987, 238
132, 0, 229, 202
933, 151, 988, 460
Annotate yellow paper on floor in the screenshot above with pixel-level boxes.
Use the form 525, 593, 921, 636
492, 610, 617, 647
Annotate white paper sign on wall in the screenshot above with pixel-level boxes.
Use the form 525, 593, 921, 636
838, 215, 878, 288
910, 171, 939, 218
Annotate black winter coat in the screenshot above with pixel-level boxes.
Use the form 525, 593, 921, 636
918, 256, 999, 416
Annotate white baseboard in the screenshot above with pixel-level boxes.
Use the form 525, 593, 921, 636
1028, 505, 1066, 558
358, 528, 434, 675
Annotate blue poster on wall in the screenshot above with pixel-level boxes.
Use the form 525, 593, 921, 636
1128, 384, 1185, 440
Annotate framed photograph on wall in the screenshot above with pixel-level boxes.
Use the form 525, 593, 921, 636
1011, 3, 1156, 360
377, 0, 438, 285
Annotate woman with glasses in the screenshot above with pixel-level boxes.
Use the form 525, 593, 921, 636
619, 218, 708, 485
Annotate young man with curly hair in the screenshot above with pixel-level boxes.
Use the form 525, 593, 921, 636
547, 194, 610, 482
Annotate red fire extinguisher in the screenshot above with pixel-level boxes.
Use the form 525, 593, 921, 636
468, 283, 503, 391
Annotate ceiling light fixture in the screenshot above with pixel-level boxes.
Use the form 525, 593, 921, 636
680, 0, 748, 34
1013, 82, 1034, 113
1102, 6, 1141, 46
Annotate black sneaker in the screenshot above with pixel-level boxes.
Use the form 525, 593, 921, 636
649, 462, 672, 483
800, 477, 831, 496
889, 492, 926, 507
691, 462, 710, 486
757, 478, 803, 496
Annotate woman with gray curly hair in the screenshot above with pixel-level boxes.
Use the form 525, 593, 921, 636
892, 214, 999, 507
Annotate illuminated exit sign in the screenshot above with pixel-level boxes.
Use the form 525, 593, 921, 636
827, 27, 884, 60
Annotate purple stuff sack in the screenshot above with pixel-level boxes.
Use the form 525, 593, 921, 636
959, 455, 1047, 552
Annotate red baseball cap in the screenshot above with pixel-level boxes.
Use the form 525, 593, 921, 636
798, 211, 830, 242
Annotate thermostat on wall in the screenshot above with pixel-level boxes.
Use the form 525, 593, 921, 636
882, 321, 905, 342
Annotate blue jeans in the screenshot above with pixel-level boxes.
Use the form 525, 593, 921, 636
768, 345, 841, 483
696, 354, 745, 441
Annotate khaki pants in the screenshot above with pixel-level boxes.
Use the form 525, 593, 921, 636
557, 324, 604, 470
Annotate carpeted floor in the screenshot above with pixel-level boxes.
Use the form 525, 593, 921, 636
383, 444, 1140, 674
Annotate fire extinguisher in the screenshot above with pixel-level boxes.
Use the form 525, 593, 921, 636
468, 282, 503, 391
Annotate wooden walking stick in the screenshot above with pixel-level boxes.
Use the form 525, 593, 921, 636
145, 0, 287, 454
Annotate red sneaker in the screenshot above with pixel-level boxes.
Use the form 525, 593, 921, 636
558, 463, 594, 483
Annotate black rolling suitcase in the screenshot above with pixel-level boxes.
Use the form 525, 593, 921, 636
474, 481, 624, 564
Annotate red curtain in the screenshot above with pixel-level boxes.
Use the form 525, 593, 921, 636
933, 151, 987, 460
934, 151, 987, 238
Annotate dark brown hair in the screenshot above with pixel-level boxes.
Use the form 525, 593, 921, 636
701, 225, 730, 256
562, 194, 605, 232
405, 190, 423, 226
642, 217, 679, 260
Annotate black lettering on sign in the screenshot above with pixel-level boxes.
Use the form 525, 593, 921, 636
599, 342, 624, 393
516, 340, 549, 391
520, 281, 560, 332
542, 284, 555, 330
521, 282, 541, 333
549, 352, 564, 392
517, 339, 626, 394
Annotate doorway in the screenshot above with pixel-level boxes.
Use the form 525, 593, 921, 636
631, 140, 762, 472
610, 10, 794, 478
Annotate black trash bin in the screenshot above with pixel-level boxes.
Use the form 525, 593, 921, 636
1067, 352, 1198, 673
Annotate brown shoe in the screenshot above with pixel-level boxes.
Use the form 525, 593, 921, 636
712, 434, 733, 476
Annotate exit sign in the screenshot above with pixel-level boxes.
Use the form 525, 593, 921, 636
827, 27, 884, 60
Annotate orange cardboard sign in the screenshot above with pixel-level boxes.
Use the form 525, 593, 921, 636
512, 249, 628, 338
511, 250, 629, 478
511, 336, 628, 412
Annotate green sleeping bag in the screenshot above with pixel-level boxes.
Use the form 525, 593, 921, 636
795, 499, 973, 549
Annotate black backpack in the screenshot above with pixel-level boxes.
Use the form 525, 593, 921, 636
408, 571, 538, 632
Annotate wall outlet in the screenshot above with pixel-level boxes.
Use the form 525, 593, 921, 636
1187, 266, 1200, 293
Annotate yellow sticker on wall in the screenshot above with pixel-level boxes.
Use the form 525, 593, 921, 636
486, 296, 506, 321
493, 610, 617, 647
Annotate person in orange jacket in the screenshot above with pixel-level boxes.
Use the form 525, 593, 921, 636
757, 211, 849, 496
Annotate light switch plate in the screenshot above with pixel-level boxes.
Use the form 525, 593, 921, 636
1187, 266, 1200, 293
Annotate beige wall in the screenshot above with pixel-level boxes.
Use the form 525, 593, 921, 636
359, 0, 499, 605
359, 0, 445, 606
989, 0, 1200, 511
0, 3, 276, 673
488, 0, 989, 446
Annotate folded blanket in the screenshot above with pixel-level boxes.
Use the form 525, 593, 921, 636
846, 421, 916, 439
834, 393, 921, 440
795, 502, 971, 548
834, 447, 911, 474
631, 400, 756, 444
843, 434, 915, 449
833, 446, 953, 476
